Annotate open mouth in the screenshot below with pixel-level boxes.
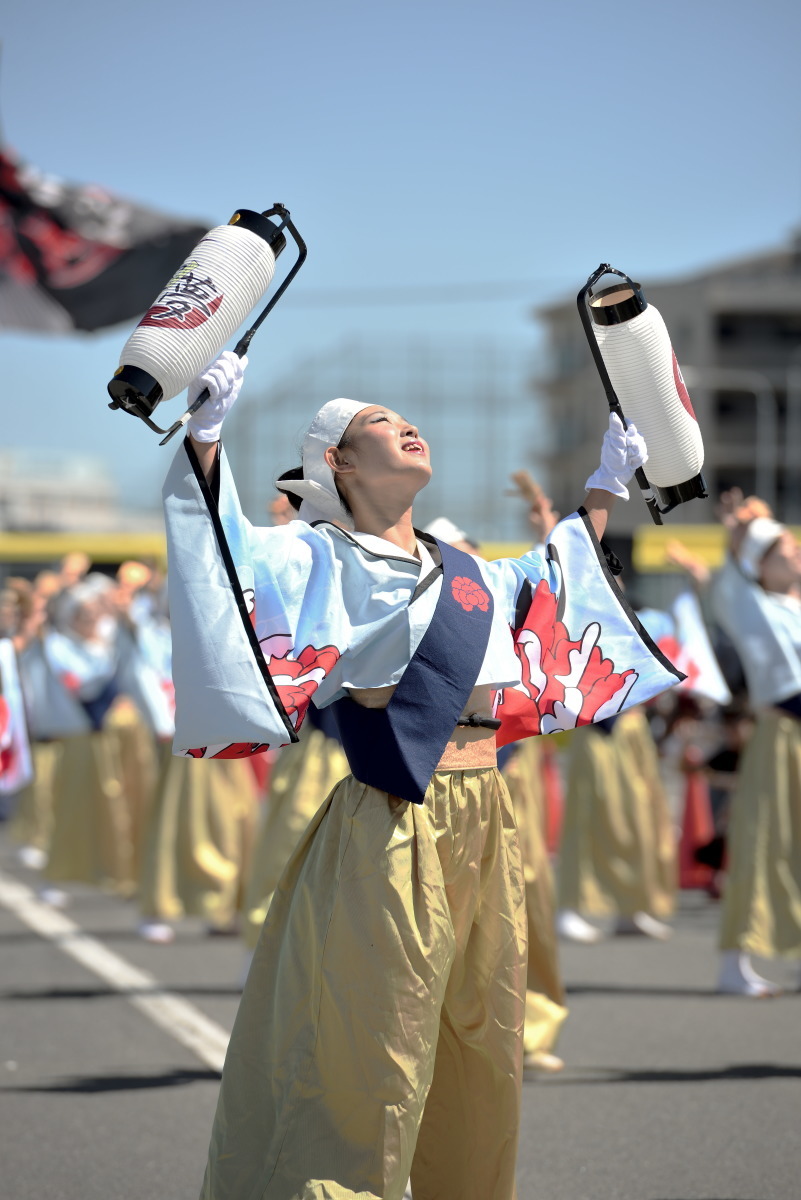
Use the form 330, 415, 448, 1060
402, 441, 425, 454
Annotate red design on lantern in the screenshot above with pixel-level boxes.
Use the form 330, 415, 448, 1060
140, 292, 223, 331
672, 351, 697, 420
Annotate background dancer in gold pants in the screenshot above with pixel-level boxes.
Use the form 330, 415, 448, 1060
502, 737, 568, 1073
242, 706, 348, 954
557, 709, 676, 942
712, 496, 801, 995
138, 751, 259, 941
240, 481, 350, 956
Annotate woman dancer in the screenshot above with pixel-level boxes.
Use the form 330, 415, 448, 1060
713, 507, 801, 995
556, 705, 676, 941
502, 736, 569, 1071
163, 352, 683, 1200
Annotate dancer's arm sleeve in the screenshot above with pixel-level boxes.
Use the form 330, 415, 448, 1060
712, 558, 801, 708
163, 439, 347, 759
482, 509, 685, 744
42, 631, 116, 698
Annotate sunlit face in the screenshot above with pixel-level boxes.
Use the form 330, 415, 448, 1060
759, 530, 801, 593
326, 406, 432, 498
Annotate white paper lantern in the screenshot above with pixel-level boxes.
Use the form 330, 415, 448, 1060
589, 283, 704, 495
108, 210, 283, 419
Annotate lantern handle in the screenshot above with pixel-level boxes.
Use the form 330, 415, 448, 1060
577, 262, 663, 526
157, 203, 308, 446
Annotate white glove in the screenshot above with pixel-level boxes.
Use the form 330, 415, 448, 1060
186, 350, 248, 442
584, 412, 648, 500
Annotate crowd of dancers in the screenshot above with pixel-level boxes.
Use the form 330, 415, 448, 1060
1, 481, 798, 1060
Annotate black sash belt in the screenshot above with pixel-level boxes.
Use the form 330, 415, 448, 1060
457, 714, 501, 730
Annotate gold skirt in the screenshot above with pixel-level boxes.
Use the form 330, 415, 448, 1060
243, 727, 349, 950
138, 752, 258, 928
201, 762, 527, 1200
502, 738, 567, 1056
719, 710, 801, 957
558, 709, 676, 920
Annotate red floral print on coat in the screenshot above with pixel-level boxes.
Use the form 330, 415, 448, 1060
497, 579, 638, 745
185, 742, 272, 760
451, 576, 490, 613
184, 639, 341, 759
267, 642, 341, 728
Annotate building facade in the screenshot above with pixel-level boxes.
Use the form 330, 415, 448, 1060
0, 448, 162, 533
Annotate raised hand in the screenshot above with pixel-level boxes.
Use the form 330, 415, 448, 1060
584, 412, 648, 500
186, 350, 248, 444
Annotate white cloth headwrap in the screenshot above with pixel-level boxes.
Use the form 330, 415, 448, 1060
737, 517, 785, 581
275, 398, 371, 529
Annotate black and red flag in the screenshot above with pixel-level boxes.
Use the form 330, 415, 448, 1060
0, 147, 207, 333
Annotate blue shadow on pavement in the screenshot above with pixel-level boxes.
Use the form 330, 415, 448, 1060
1, 1068, 220, 1092
530, 1063, 801, 1085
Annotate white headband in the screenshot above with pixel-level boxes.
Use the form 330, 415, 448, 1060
275, 398, 371, 529
737, 517, 785, 581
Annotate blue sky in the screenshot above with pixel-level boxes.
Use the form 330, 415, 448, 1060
2, 0, 801, 507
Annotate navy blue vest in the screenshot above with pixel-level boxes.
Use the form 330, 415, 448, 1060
332, 537, 494, 804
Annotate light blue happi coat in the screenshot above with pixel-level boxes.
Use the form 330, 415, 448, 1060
713, 557, 801, 708
163, 441, 683, 758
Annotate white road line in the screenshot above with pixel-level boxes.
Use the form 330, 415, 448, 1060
0, 870, 230, 1073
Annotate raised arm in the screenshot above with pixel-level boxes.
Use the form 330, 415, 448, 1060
184, 352, 248, 482
510, 469, 617, 547
582, 412, 648, 543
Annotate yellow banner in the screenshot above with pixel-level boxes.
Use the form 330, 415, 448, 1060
0, 531, 167, 565
633, 523, 801, 572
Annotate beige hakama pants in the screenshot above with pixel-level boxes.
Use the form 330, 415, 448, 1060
105, 701, 159, 884
10, 739, 61, 855
243, 727, 349, 950
44, 730, 135, 894
503, 738, 567, 1057
558, 709, 676, 920
719, 709, 801, 957
139, 753, 258, 929
201, 765, 527, 1200
139, 753, 257, 931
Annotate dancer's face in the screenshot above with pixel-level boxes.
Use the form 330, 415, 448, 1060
70, 601, 101, 640
759, 530, 801, 593
324, 406, 432, 504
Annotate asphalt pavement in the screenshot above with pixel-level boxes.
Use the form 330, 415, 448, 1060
0, 828, 798, 1200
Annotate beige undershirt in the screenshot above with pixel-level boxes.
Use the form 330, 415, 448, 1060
347, 683, 495, 723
